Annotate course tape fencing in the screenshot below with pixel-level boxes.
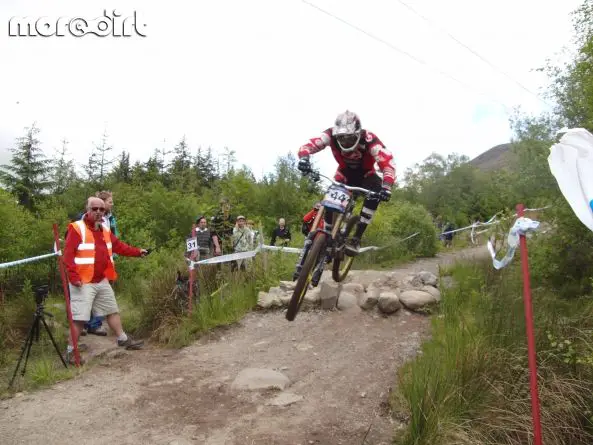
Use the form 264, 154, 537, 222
184, 230, 424, 270
0, 205, 551, 272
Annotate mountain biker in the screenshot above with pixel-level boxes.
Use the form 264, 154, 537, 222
297, 110, 396, 255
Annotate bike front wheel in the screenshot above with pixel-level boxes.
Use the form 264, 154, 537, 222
286, 233, 326, 321
332, 215, 360, 282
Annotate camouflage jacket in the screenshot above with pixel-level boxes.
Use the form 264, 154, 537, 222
232, 227, 254, 253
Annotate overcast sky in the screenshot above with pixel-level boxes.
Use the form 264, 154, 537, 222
0, 0, 581, 182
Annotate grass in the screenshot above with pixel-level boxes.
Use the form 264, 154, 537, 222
392, 258, 593, 445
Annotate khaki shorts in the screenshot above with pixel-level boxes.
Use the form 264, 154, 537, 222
69, 279, 119, 321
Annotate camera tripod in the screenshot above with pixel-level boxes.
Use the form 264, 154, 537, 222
9, 293, 68, 388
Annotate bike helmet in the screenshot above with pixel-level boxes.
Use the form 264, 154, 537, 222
333, 110, 362, 153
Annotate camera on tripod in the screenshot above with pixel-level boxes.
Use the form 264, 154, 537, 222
35, 285, 49, 305
9, 283, 68, 388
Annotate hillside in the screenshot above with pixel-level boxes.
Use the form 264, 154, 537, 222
470, 143, 516, 172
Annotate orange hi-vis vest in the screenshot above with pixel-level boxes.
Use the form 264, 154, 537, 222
70, 220, 117, 283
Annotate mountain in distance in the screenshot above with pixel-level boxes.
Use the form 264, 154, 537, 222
469, 143, 516, 172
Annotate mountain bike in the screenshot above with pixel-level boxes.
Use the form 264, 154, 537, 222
286, 170, 383, 321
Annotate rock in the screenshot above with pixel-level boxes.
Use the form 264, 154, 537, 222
257, 291, 280, 309
319, 281, 339, 310
279, 281, 296, 292
401, 274, 424, 290
358, 284, 379, 310
378, 291, 402, 314
341, 282, 365, 298
303, 287, 321, 305
295, 343, 313, 352
346, 272, 376, 290
421, 285, 441, 301
268, 286, 283, 297
278, 293, 291, 306
418, 271, 438, 287
382, 273, 400, 288
337, 291, 359, 311
266, 392, 303, 406
231, 368, 291, 391
399, 290, 438, 310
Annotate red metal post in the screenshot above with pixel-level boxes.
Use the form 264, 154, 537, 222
516, 204, 543, 445
188, 224, 197, 315
52, 223, 81, 367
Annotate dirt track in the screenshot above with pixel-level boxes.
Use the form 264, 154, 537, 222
0, 247, 487, 445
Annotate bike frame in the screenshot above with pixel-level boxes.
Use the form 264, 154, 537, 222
308, 172, 377, 237
300, 172, 380, 271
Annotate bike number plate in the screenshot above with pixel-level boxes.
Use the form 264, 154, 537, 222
186, 237, 198, 252
321, 184, 351, 213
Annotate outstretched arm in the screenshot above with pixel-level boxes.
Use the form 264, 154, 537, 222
111, 233, 143, 257
297, 129, 332, 158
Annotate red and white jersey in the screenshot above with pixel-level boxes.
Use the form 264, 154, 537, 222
298, 128, 396, 187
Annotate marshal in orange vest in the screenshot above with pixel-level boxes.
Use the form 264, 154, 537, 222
69, 220, 117, 283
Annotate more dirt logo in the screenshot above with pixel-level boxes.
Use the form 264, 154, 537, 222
8, 9, 147, 38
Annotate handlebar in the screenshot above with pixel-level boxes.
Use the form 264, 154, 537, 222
306, 169, 381, 198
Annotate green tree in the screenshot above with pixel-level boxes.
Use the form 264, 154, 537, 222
0, 123, 52, 210
51, 138, 78, 195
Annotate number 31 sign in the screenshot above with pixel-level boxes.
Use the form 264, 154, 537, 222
186, 237, 198, 252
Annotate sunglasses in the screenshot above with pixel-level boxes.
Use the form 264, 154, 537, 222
91, 207, 105, 212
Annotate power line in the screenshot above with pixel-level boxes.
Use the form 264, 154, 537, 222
393, 0, 553, 109
300, 0, 521, 114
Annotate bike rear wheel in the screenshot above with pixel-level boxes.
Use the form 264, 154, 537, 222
332, 215, 360, 282
286, 233, 326, 321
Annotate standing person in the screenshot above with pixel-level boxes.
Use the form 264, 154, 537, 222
231, 215, 253, 272
81, 190, 120, 336
187, 216, 220, 292
443, 221, 455, 248
189, 216, 221, 260
96, 190, 119, 237
271, 218, 292, 246
63, 197, 149, 364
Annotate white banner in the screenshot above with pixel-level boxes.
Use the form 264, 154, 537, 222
548, 128, 593, 232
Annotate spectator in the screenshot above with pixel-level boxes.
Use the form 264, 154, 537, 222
443, 221, 455, 248
231, 215, 253, 272
96, 190, 119, 237
271, 218, 291, 246
63, 196, 148, 364
81, 189, 121, 337
188, 216, 220, 292
190, 216, 220, 260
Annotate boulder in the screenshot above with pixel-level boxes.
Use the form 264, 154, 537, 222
319, 281, 339, 310
337, 291, 358, 311
358, 283, 379, 310
231, 368, 291, 391
399, 289, 438, 310
377, 291, 402, 314
418, 271, 438, 287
